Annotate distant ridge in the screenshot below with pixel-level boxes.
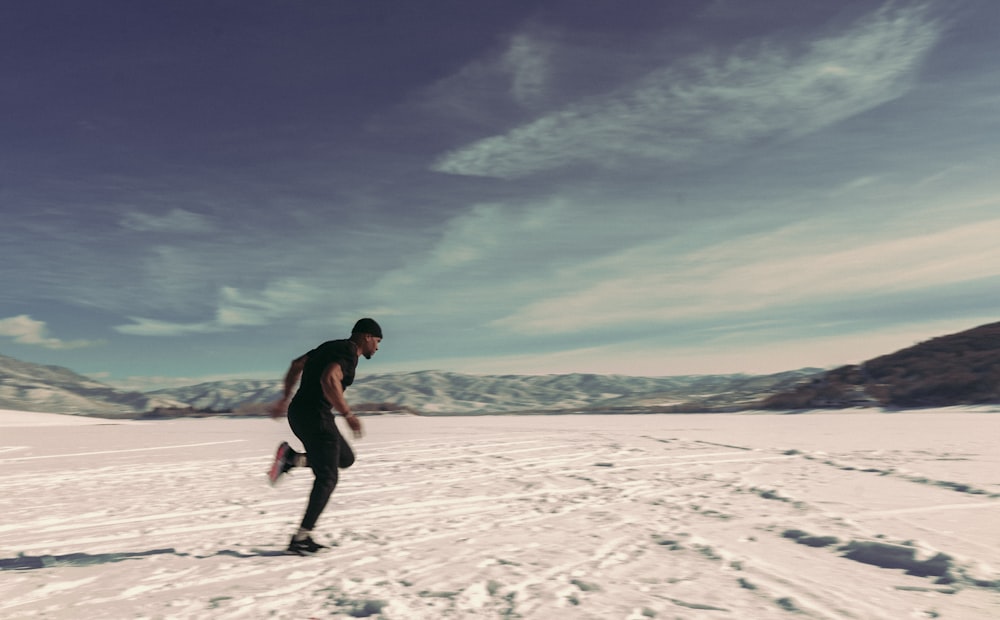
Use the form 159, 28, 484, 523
7, 320, 997, 416
762, 321, 1000, 409
0, 353, 186, 416
145, 369, 820, 416
1, 352, 816, 416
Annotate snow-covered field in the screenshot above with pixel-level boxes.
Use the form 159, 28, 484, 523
2, 408, 999, 619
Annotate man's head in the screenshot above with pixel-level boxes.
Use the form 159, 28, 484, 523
351, 318, 382, 360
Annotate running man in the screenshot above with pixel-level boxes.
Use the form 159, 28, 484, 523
267, 318, 382, 555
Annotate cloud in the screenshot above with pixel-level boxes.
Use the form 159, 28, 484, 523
113, 316, 217, 337
370, 200, 572, 315
102, 371, 281, 392
492, 214, 1000, 334
503, 32, 552, 107
388, 27, 562, 138
0, 315, 98, 349
432, 3, 940, 178
401, 315, 995, 376
213, 281, 318, 328
114, 278, 333, 336
120, 208, 215, 233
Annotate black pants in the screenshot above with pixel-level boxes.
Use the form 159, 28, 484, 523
288, 410, 355, 531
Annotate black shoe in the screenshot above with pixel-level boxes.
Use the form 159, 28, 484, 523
287, 535, 328, 556
268, 442, 295, 485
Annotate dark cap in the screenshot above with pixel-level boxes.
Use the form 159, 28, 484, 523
351, 317, 382, 338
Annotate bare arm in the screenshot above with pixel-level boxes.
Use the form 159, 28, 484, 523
267, 354, 308, 418
321, 362, 363, 438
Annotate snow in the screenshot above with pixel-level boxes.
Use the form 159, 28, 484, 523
1, 409, 999, 618
0, 408, 131, 427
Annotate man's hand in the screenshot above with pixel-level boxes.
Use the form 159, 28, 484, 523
267, 399, 288, 419
344, 412, 364, 439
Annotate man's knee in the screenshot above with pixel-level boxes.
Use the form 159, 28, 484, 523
306, 446, 340, 482
312, 465, 339, 491
339, 451, 355, 469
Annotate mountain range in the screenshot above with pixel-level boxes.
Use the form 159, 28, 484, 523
3, 320, 997, 417
0, 352, 817, 417
146, 369, 820, 416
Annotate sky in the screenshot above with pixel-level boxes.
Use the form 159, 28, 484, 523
2, 0, 999, 390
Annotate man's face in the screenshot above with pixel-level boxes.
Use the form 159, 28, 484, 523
361, 335, 381, 359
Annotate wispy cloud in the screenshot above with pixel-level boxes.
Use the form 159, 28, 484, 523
370, 200, 571, 316
114, 278, 319, 336
503, 32, 552, 107
0, 315, 99, 349
100, 371, 281, 392
493, 214, 1000, 334
433, 3, 940, 178
120, 208, 215, 233
113, 316, 218, 337
400, 315, 995, 376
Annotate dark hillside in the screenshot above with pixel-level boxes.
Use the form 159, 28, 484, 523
762, 321, 1000, 409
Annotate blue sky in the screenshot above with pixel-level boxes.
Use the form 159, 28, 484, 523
2, 0, 999, 390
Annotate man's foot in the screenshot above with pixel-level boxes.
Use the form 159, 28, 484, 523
286, 535, 329, 556
267, 441, 295, 485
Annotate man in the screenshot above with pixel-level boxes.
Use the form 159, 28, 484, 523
267, 317, 382, 555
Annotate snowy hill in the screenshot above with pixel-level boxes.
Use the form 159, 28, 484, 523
148, 369, 821, 415
145, 380, 285, 413
1, 353, 819, 416
0, 353, 185, 416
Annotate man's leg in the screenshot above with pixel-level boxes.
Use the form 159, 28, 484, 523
284, 414, 355, 553
298, 431, 341, 532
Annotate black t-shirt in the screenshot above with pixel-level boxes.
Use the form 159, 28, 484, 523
288, 339, 359, 415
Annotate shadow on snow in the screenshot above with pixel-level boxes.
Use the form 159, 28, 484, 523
0, 547, 288, 571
